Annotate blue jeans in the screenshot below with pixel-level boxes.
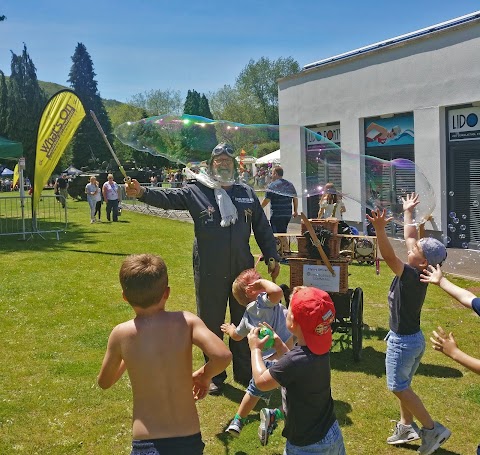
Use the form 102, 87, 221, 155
385, 330, 425, 392
284, 421, 346, 454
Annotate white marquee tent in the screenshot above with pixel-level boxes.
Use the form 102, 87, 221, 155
255, 149, 280, 165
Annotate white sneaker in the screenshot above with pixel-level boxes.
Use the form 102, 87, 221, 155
417, 422, 451, 454
387, 421, 420, 444
90, 219, 95, 224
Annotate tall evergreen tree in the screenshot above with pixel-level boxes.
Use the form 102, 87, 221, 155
0, 70, 8, 135
67, 43, 111, 169
182, 90, 216, 160
183, 89, 201, 116
6, 45, 46, 179
199, 94, 213, 120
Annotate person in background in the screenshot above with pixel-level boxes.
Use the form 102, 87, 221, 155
85, 176, 101, 224
367, 194, 451, 454
102, 174, 121, 222
54, 174, 69, 209
125, 143, 280, 395
98, 253, 231, 455
318, 183, 345, 219
262, 166, 298, 234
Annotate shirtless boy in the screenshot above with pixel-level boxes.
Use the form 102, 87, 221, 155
98, 254, 232, 455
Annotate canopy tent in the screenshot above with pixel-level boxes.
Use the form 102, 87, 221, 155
0, 136, 23, 160
255, 149, 280, 165
1, 167, 14, 176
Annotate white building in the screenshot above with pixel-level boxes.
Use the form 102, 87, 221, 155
278, 11, 480, 249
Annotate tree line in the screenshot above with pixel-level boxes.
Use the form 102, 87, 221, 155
0, 29, 299, 180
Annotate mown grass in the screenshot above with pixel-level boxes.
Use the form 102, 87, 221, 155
0, 195, 479, 454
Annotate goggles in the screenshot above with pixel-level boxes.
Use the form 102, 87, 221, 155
211, 143, 234, 158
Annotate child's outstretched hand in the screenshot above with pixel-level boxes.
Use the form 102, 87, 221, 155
420, 264, 443, 285
430, 326, 459, 359
402, 192, 420, 213
366, 208, 393, 230
221, 323, 236, 337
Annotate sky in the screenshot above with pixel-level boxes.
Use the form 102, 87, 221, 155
1, 1, 479, 103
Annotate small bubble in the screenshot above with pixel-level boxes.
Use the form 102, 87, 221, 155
449, 226, 456, 233
446, 236, 451, 243
459, 234, 466, 239
448, 224, 453, 229
449, 212, 456, 218
460, 225, 466, 231
449, 191, 455, 196
462, 242, 469, 248
461, 214, 467, 220
473, 200, 480, 208
453, 218, 459, 224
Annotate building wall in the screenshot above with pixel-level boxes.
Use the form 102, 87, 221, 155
278, 20, 480, 234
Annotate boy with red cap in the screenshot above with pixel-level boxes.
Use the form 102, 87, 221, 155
247, 286, 346, 454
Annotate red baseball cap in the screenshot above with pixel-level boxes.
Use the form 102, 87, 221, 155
290, 287, 336, 355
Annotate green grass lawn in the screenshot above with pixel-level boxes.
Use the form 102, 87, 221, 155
0, 196, 479, 454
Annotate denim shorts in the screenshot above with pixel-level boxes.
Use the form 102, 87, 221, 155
284, 421, 346, 455
246, 359, 275, 403
385, 330, 425, 392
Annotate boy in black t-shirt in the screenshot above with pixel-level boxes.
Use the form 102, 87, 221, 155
247, 286, 346, 454
367, 193, 451, 455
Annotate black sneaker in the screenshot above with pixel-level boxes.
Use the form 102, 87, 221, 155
208, 382, 223, 396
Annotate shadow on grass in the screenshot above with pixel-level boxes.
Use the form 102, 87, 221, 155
331, 345, 463, 379
0, 222, 97, 252
395, 443, 463, 455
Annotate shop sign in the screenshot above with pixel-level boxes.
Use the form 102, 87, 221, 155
448, 107, 480, 141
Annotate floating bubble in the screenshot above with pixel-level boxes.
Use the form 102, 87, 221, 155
473, 200, 480, 208
461, 214, 467, 220
449, 191, 455, 196
459, 234, 466, 239
460, 225, 466, 231
449, 212, 456, 219
114, 114, 436, 226
453, 218, 459, 224
462, 242, 469, 248
446, 236, 451, 243
449, 226, 456, 233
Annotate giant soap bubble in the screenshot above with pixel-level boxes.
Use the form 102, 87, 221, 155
115, 114, 435, 227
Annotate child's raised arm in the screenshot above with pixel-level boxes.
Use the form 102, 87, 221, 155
367, 208, 404, 276
421, 265, 476, 309
247, 279, 283, 304
402, 193, 420, 250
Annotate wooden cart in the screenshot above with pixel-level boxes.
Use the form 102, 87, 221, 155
275, 215, 366, 361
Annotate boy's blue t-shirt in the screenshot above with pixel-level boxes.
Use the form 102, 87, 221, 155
235, 292, 291, 358
472, 297, 480, 317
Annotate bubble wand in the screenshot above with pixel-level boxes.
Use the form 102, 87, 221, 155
90, 110, 132, 187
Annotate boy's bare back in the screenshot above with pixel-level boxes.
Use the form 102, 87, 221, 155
120, 311, 199, 439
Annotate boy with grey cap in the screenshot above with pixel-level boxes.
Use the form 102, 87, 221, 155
368, 193, 450, 455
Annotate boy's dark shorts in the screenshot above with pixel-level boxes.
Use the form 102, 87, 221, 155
131, 433, 204, 455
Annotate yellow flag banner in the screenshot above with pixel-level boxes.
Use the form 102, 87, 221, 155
33, 90, 85, 214
12, 163, 19, 189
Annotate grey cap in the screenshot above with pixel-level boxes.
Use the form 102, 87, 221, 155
419, 237, 447, 267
